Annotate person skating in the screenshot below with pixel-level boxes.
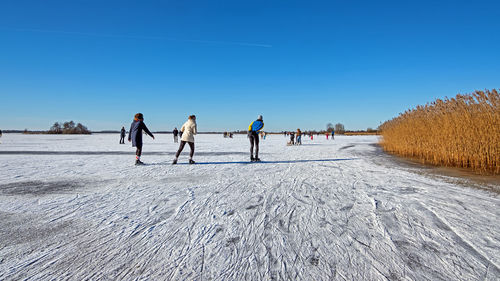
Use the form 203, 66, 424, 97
248, 115, 264, 162
289, 131, 295, 145
173, 115, 197, 164
173, 127, 179, 143
128, 113, 155, 165
331, 130, 335, 140
119, 127, 126, 144
296, 128, 302, 145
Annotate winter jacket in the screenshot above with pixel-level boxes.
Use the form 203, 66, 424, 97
120, 128, 126, 137
173, 129, 179, 136
128, 120, 154, 147
248, 120, 264, 132
180, 119, 197, 143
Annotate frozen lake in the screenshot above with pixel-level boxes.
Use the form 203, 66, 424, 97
0, 133, 499, 280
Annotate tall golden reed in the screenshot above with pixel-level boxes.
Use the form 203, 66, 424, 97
379, 89, 499, 174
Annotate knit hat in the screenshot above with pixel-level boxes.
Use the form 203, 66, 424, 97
134, 113, 144, 120
257, 115, 263, 121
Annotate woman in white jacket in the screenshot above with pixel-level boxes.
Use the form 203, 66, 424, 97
173, 115, 197, 164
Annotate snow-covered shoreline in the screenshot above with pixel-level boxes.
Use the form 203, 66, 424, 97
1, 134, 498, 280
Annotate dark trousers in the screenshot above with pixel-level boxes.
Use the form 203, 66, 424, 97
249, 132, 259, 158
136, 145, 142, 157
175, 141, 194, 158
120, 136, 125, 144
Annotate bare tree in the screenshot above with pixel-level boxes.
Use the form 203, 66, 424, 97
49, 122, 62, 134
75, 123, 91, 134
335, 123, 345, 134
326, 123, 334, 132
62, 121, 76, 134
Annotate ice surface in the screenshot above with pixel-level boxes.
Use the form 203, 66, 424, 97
0, 133, 499, 280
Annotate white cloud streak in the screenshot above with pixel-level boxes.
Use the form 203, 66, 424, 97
1, 27, 272, 48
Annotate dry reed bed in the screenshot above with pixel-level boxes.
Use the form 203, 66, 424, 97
379, 89, 499, 174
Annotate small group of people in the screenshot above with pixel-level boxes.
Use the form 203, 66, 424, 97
326, 130, 335, 140
223, 132, 233, 138
172, 127, 184, 143
260, 131, 267, 140
284, 130, 334, 142
126, 113, 264, 165
287, 129, 303, 145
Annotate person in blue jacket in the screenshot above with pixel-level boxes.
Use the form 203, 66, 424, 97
248, 115, 264, 162
128, 113, 154, 165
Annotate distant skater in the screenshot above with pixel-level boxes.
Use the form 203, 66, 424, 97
289, 131, 295, 145
119, 127, 126, 144
128, 113, 155, 165
173, 127, 179, 143
326, 133, 329, 140
173, 115, 197, 164
331, 130, 335, 140
296, 129, 302, 145
248, 115, 264, 162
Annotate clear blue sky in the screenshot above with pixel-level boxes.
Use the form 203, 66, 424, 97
1, 0, 499, 132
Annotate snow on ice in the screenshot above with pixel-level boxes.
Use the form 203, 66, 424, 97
0, 133, 499, 280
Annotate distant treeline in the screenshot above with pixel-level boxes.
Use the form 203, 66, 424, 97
49, 121, 91, 134
8, 121, 380, 135
11, 129, 380, 135
21, 121, 91, 134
